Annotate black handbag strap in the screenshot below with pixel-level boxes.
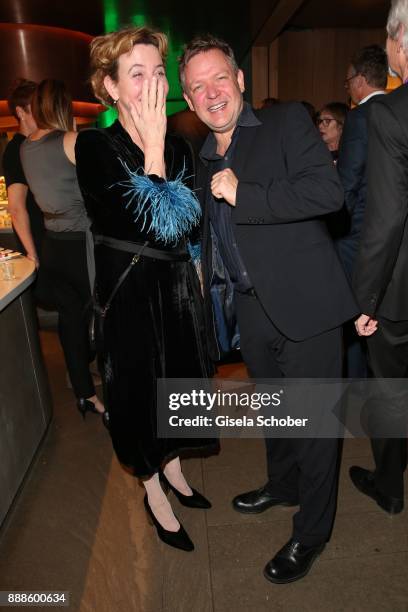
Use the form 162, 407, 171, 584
97, 240, 149, 318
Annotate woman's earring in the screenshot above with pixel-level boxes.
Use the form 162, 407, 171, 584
113, 98, 118, 105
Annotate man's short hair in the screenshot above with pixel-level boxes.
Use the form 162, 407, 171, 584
178, 34, 238, 90
261, 97, 280, 108
350, 45, 388, 89
7, 78, 37, 119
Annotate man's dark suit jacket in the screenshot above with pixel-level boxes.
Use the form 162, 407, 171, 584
198, 102, 358, 357
336, 94, 385, 279
353, 84, 408, 320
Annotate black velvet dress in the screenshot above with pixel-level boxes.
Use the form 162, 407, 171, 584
75, 120, 215, 477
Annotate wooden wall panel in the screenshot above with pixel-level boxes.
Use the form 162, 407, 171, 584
269, 39, 279, 99
276, 28, 386, 110
358, 28, 386, 48
278, 30, 317, 105
251, 46, 269, 109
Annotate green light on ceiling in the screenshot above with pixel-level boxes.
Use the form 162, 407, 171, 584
99, 0, 119, 127
103, 0, 119, 32
131, 14, 146, 27
164, 27, 187, 116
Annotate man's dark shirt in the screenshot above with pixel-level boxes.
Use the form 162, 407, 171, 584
2, 133, 44, 255
199, 103, 261, 293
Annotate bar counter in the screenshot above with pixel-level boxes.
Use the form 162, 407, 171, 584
0, 257, 36, 310
0, 256, 52, 528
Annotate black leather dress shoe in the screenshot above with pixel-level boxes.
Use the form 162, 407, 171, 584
232, 485, 298, 514
264, 539, 325, 584
349, 466, 403, 514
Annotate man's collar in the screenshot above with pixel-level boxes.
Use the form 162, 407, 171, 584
358, 90, 386, 105
237, 101, 262, 128
199, 132, 218, 163
199, 102, 261, 164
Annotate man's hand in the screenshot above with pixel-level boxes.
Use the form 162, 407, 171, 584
355, 314, 378, 336
211, 169, 238, 206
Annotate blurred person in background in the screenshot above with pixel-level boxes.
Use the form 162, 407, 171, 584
2, 79, 44, 264
338, 44, 387, 281
260, 97, 280, 108
335, 45, 387, 378
19, 79, 104, 419
350, 0, 408, 516
317, 102, 349, 164
301, 100, 316, 123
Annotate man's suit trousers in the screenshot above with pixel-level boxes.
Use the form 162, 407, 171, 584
366, 316, 408, 500
235, 291, 342, 546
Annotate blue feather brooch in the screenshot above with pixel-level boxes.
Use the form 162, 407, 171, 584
117, 160, 201, 244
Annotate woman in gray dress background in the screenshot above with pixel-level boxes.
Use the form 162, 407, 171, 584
18, 79, 105, 419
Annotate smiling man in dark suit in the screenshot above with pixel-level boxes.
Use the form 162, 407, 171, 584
179, 35, 358, 584
351, 0, 408, 516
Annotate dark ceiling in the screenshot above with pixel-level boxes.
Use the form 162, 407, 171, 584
290, 0, 390, 29
0, 0, 391, 62
0, 0, 104, 36
0, 0, 273, 63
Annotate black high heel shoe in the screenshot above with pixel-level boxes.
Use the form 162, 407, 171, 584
143, 495, 194, 551
160, 473, 212, 509
77, 398, 110, 430
77, 398, 99, 419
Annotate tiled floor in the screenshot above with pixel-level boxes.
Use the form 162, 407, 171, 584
0, 329, 407, 611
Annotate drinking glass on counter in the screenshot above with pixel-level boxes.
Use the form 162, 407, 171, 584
0, 261, 15, 280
